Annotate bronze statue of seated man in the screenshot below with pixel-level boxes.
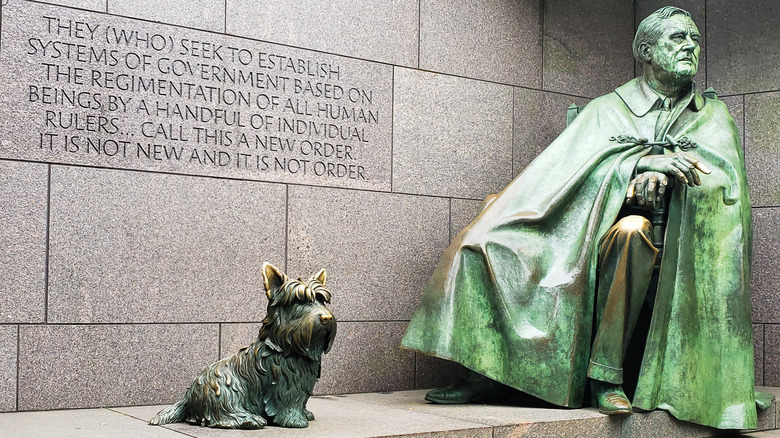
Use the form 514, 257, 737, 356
402, 6, 770, 430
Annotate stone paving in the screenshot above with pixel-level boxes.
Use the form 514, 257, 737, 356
1, 389, 779, 438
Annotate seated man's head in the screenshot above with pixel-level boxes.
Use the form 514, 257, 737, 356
633, 6, 700, 94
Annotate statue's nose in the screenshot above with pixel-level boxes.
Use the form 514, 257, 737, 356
320, 314, 333, 324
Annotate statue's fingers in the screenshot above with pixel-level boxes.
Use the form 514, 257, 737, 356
668, 163, 689, 186
635, 177, 647, 206
672, 161, 695, 186
679, 153, 712, 175
657, 175, 668, 197
693, 160, 712, 175
626, 179, 636, 200
646, 176, 657, 205
678, 151, 696, 160
691, 167, 702, 186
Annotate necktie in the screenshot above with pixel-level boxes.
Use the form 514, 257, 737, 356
655, 98, 673, 139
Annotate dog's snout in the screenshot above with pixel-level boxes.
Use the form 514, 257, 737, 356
320, 314, 333, 324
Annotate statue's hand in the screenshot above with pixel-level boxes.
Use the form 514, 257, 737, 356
626, 171, 669, 209
636, 152, 712, 187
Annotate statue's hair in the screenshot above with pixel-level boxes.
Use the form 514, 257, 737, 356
268, 276, 331, 307
259, 275, 335, 358
633, 6, 692, 64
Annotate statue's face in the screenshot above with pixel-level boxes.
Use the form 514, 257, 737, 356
648, 15, 701, 86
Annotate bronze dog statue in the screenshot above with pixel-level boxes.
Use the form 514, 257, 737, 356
150, 263, 336, 429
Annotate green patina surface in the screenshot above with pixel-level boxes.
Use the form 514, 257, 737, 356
402, 75, 757, 429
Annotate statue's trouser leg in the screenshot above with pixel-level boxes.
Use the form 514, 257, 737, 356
587, 215, 658, 384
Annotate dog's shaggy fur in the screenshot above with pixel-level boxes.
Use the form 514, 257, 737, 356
150, 263, 336, 429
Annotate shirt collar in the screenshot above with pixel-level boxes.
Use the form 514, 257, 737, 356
615, 77, 704, 116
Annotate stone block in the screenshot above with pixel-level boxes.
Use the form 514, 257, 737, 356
707, 0, 780, 95
745, 92, 780, 207
0, 0, 393, 192
351, 390, 619, 437
419, 0, 542, 88
721, 95, 745, 147
316, 322, 415, 395
36, 0, 106, 11
0, 407, 186, 438
47, 166, 286, 323
752, 208, 780, 324
764, 325, 780, 386
543, 0, 634, 97
0, 326, 17, 412
620, 409, 718, 437
17, 324, 218, 410
757, 386, 780, 430
514, 89, 590, 175
393, 68, 514, 199
495, 416, 621, 438
754, 388, 778, 432
745, 429, 780, 438
120, 393, 493, 437
287, 185, 449, 321
451, 199, 485, 241
635, 1, 707, 88
0, 161, 47, 324
415, 354, 466, 390
108, 0, 224, 32
226, 0, 418, 67
219, 323, 261, 360
756, 323, 766, 386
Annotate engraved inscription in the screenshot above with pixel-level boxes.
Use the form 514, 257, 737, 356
0, 1, 392, 189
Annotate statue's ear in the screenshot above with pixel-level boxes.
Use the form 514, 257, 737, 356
640, 43, 652, 63
313, 268, 327, 286
262, 263, 286, 300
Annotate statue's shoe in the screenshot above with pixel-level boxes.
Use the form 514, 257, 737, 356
592, 382, 632, 415
425, 378, 499, 404
425, 386, 474, 404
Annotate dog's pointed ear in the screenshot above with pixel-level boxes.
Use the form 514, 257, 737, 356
262, 262, 286, 300
313, 268, 327, 285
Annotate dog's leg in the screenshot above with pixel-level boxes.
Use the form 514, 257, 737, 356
273, 408, 309, 428
209, 412, 267, 429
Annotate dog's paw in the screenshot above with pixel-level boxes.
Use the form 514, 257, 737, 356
274, 411, 309, 428
237, 414, 267, 430
237, 417, 267, 429
210, 413, 267, 429
304, 408, 315, 421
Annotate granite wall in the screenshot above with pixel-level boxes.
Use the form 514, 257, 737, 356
0, 0, 774, 412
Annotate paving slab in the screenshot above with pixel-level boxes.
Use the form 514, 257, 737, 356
0, 408, 185, 438
3, 389, 779, 438
742, 431, 780, 437
351, 390, 620, 437
119, 395, 492, 438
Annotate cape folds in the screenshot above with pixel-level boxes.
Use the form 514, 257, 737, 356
401, 78, 755, 429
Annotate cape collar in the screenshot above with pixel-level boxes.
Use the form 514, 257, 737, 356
615, 77, 704, 117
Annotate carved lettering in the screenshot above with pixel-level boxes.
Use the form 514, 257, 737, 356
0, 2, 391, 189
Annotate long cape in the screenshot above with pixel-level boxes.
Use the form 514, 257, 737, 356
401, 78, 756, 429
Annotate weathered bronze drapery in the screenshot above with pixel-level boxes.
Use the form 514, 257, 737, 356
402, 7, 764, 429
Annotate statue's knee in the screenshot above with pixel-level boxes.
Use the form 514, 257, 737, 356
613, 215, 652, 238
599, 215, 656, 260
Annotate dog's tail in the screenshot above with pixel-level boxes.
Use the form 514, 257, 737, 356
149, 399, 187, 425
